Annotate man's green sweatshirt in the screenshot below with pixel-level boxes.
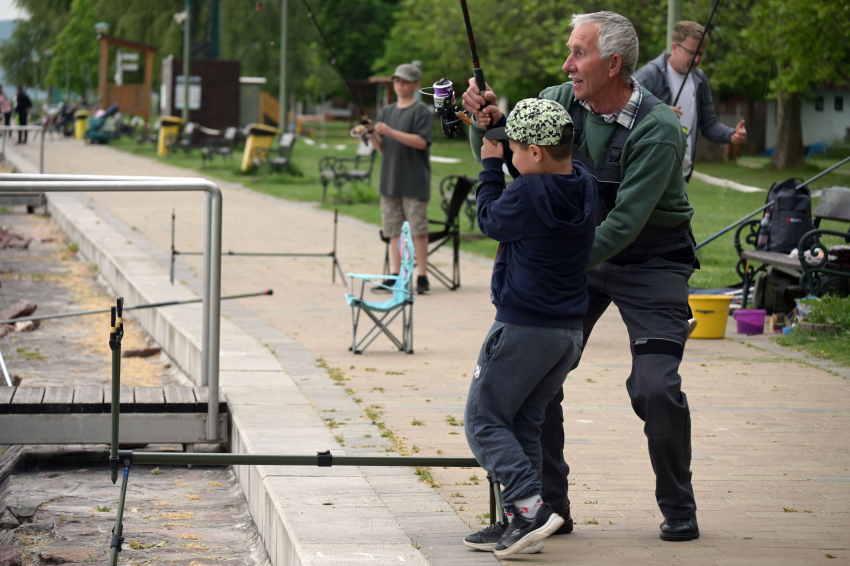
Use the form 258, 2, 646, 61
470, 82, 694, 267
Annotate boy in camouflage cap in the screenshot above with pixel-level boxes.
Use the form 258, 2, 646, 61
463, 98, 598, 556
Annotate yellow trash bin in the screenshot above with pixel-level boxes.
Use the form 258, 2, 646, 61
74, 110, 91, 140
158, 116, 184, 156
687, 295, 733, 339
241, 123, 281, 172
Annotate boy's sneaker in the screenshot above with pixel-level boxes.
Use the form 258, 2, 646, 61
463, 519, 543, 554
493, 504, 563, 557
416, 275, 430, 295
371, 277, 396, 293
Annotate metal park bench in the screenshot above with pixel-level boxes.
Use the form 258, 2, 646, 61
268, 132, 298, 174
249, 132, 297, 175
735, 186, 850, 307
200, 126, 238, 167
319, 139, 376, 203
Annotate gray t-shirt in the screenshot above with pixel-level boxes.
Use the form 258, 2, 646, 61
376, 101, 433, 201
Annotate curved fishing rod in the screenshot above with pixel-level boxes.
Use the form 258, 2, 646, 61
300, 0, 369, 122
694, 154, 850, 250
672, 0, 722, 107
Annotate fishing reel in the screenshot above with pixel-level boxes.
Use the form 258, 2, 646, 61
420, 78, 472, 140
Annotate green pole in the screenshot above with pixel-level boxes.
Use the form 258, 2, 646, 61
109, 299, 124, 484
279, 0, 288, 130
667, 0, 682, 53
182, 0, 191, 123
108, 463, 130, 566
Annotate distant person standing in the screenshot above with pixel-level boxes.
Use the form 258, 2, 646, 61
0, 85, 11, 136
15, 85, 32, 144
634, 21, 746, 181
369, 63, 433, 295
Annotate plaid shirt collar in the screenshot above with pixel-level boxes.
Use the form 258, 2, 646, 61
577, 78, 643, 129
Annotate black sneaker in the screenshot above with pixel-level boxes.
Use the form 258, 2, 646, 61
371, 276, 397, 294
553, 504, 574, 534
463, 518, 543, 553
493, 504, 563, 557
416, 275, 430, 295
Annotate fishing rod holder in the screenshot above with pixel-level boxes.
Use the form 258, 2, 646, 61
420, 79, 471, 140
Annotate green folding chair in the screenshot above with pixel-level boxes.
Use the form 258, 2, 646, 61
345, 221, 415, 354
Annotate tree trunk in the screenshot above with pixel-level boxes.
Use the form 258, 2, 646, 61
772, 91, 805, 169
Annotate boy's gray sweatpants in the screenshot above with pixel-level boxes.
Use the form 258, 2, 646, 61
465, 321, 582, 505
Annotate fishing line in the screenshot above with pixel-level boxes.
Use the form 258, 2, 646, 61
300, 0, 368, 120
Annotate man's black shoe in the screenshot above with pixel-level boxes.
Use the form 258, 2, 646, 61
371, 276, 397, 294
463, 518, 542, 553
660, 515, 699, 541
553, 504, 574, 534
416, 275, 430, 295
493, 504, 563, 557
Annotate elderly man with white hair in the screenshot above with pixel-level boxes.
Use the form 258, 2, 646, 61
462, 11, 700, 552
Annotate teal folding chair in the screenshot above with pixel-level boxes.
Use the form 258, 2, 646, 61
345, 221, 415, 354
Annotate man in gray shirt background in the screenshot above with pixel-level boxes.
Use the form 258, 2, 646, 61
634, 21, 746, 181
371, 63, 434, 295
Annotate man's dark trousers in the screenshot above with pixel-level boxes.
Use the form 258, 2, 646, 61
17, 112, 27, 143
541, 256, 697, 519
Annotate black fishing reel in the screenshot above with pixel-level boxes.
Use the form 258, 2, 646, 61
421, 78, 471, 140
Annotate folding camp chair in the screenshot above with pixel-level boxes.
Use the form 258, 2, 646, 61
346, 221, 415, 354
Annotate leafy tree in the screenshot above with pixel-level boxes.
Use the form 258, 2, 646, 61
0, 0, 72, 97
736, 0, 850, 168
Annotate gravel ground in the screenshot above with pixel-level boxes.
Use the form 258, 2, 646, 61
0, 207, 270, 566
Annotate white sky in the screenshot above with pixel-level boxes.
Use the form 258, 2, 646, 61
0, 0, 28, 20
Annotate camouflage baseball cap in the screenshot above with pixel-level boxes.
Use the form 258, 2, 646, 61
485, 98, 573, 145
391, 63, 422, 82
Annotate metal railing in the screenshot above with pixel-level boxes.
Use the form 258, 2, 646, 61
102, 297, 502, 566
0, 174, 224, 440
0, 125, 46, 173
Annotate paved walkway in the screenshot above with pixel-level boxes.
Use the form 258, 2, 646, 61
8, 138, 850, 564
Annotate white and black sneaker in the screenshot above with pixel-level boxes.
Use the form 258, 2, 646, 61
493, 504, 563, 557
463, 518, 543, 553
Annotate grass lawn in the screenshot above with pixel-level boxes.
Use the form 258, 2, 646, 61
113, 124, 850, 291
777, 329, 850, 370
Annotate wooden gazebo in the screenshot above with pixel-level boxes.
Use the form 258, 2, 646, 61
97, 35, 158, 120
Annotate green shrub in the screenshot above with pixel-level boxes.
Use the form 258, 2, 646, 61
798, 295, 850, 329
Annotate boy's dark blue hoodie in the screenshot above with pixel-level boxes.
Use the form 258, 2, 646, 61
477, 157, 597, 329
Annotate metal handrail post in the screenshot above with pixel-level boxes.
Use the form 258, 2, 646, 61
39, 125, 45, 173
0, 175, 224, 441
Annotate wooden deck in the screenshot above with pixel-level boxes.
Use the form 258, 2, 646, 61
0, 386, 226, 415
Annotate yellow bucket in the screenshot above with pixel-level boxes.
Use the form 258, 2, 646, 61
687, 294, 732, 339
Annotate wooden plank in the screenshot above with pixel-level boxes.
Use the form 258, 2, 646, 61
815, 187, 850, 222
193, 387, 208, 405
119, 386, 135, 414
9, 387, 45, 414
41, 387, 74, 414
134, 387, 165, 413
193, 387, 226, 412
0, 387, 17, 414
73, 386, 105, 414
163, 386, 196, 413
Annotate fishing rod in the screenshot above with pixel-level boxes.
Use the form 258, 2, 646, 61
672, 0, 721, 107
300, 0, 369, 123
421, 1, 491, 139
0, 289, 273, 326
694, 154, 850, 250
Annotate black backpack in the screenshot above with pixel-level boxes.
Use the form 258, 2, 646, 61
756, 178, 813, 253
